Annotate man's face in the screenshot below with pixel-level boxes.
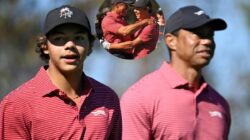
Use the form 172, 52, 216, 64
170, 25, 215, 69
134, 7, 148, 20
45, 24, 90, 74
115, 3, 128, 17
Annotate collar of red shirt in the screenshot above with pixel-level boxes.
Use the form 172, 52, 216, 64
159, 61, 208, 90
32, 66, 93, 97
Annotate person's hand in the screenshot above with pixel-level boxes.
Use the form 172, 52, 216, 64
100, 39, 111, 50
143, 18, 156, 25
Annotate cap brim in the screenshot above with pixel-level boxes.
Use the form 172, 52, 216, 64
44, 22, 90, 36
206, 19, 227, 30
112, 1, 133, 5
132, 5, 146, 8
184, 18, 227, 31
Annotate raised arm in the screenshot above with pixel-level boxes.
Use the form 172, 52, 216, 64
117, 18, 154, 36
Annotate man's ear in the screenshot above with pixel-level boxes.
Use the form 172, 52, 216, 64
87, 47, 92, 56
164, 33, 177, 51
87, 42, 93, 56
41, 43, 49, 55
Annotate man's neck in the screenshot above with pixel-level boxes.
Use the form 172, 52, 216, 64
139, 14, 150, 21
170, 61, 202, 91
111, 10, 121, 17
46, 66, 83, 97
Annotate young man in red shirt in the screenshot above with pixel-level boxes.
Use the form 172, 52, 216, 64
121, 5, 231, 140
131, 0, 159, 59
0, 5, 121, 140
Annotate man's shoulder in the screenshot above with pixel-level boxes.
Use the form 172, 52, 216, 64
207, 85, 226, 99
86, 76, 120, 104
102, 12, 115, 22
142, 22, 159, 35
1, 77, 37, 105
121, 69, 169, 110
206, 85, 230, 109
145, 17, 159, 29
123, 68, 169, 96
86, 76, 116, 95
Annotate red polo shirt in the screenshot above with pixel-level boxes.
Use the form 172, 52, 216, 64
133, 17, 159, 59
121, 61, 231, 140
101, 12, 131, 43
0, 66, 121, 140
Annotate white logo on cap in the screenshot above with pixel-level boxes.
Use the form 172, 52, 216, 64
60, 7, 73, 19
194, 10, 205, 16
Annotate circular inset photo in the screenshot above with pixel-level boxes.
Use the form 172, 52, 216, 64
95, 0, 165, 60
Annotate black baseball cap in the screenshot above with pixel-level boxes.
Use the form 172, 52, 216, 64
111, 0, 133, 4
133, 0, 149, 8
165, 5, 227, 34
43, 5, 91, 36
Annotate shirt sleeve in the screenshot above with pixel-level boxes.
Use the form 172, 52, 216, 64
108, 92, 122, 140
138, 24, 158, 43
0, 94, 31, 140
102, 17, 123, 34
121, 89, 152, 140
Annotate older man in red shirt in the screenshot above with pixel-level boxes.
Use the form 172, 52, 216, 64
121, 5, 231, 140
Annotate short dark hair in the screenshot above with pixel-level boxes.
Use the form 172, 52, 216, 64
171, 30, 180, 37
36, 35, 49, 63
157, 10, 164, 16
